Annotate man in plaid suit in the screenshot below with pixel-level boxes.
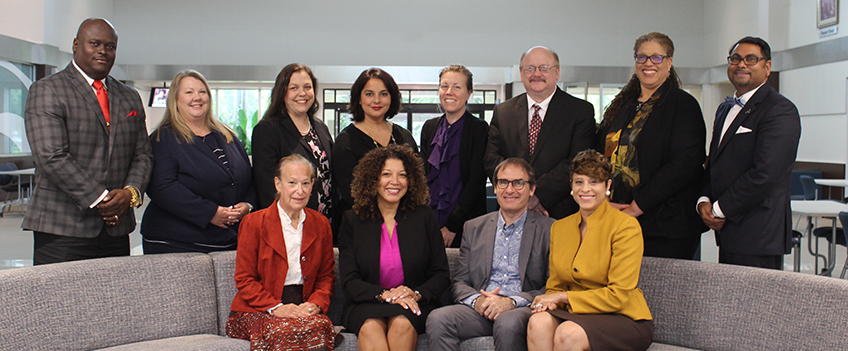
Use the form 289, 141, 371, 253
23, 18, 153, 265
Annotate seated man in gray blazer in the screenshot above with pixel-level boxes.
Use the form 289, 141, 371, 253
427, 158, 554, 351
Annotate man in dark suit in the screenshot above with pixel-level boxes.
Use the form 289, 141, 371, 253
698, 37, 801, 270
24, 18, 153, 265
427, 158, 554, 351
484, 46, 595, 219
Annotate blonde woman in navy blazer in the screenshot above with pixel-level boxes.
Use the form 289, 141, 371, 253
141, 70, 256, 254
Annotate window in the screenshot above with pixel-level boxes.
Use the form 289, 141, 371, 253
210, 88, 271, 154
0, 61, 33, 155
564, 83, 624, 124
323, 88, 497, 144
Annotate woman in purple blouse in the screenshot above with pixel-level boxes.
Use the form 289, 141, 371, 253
420, 65, 489, 248
338, 144, 450, 350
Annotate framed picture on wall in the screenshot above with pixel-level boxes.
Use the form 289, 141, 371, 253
817, 0, 838, 28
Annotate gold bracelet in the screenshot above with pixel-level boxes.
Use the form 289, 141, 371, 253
124, 186, 141, 207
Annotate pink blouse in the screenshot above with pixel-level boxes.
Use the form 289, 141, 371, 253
379, 222, 404, 289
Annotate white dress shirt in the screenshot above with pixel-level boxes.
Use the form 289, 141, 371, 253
278, 202, 306, 285
526, 90, 555, 125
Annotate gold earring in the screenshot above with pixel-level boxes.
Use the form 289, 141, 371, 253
606, 190, 611, 196
570, 190, 574, 196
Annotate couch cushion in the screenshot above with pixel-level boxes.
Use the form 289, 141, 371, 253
96, 334, 248, 351
0, 253, 219, 350
209, 250, 238, 336
639, 257, 848, 350
645, 343, 699, 351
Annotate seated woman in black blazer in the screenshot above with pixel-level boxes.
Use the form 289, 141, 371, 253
339, 144, 449, 351
252, 63, 334, 223
141, 70, 256, 253
420, 65, 489, 248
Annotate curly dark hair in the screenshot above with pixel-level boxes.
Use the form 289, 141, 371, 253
571, 149, 612, 182
351, 144, 429, 221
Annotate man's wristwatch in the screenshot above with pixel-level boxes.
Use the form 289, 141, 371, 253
124, 186, 141, 208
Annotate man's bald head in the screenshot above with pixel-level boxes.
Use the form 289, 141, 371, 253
73, 18, 118, 80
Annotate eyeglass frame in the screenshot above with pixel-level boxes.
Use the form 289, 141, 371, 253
634, 55, 670, 64
494, 178, 533, 190
727, 54, 768, 66
519, 65, 558, 74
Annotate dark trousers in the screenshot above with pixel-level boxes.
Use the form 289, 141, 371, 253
33, 229, 130, 265
718, 249, 783, 270
643, 236, 701, 260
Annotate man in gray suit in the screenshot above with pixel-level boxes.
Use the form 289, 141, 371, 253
427, 158, 554, 351
24, 18, 153, 265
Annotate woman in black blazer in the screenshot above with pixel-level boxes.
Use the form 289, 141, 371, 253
596, 32, 707, 259
252, 64, 334, 223
339, 144, 449, 351
333, 68, 418, 242
420, 65, 489, 248
142, 70, 256, 253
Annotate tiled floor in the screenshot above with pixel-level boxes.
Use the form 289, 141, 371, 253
0, 199, 845, 279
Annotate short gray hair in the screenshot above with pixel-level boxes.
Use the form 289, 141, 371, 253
275, 154, 315, 179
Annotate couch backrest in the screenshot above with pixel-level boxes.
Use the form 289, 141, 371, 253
210, 250, 238, 336
0, 253, 219, 350
638, 257, 848, 350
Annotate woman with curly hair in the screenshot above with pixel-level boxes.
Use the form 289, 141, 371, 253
338, 144, 450, 351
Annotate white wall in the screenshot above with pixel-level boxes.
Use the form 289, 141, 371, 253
43, 0, 115, 53
0, 0, 45, 44
777, 1, 848, 166
782, 58, 848, 164
111, 0, 705, 68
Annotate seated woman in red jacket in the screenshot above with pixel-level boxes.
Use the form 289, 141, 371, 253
227, 154, 336, 350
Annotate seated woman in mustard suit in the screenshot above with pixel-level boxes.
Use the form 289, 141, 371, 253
527, 150, 654, 351
227, 154, 336, 350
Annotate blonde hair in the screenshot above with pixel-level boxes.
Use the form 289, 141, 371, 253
154, 69, 235, 143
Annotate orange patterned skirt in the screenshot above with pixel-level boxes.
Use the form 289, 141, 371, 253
227, 311, 335, 351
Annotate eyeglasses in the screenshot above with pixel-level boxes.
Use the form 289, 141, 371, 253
727, 54, 768, 66
495, 178, 529, 190
520, 65, 558, 73
634, 55, 669, 64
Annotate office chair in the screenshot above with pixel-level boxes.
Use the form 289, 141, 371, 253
811, 211, 848, 278
798, 175, 818, 200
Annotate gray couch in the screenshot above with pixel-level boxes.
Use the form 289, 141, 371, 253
1, 249, 847, 350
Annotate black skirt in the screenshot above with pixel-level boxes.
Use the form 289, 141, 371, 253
548, 310, 654, 351
343, 302, 432, 335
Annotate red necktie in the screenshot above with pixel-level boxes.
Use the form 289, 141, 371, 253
92, 80, 110, 129
529, 104, 542, 155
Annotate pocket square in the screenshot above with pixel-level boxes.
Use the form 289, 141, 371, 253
126, 110, 138, 117
735, 126, 752, 134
